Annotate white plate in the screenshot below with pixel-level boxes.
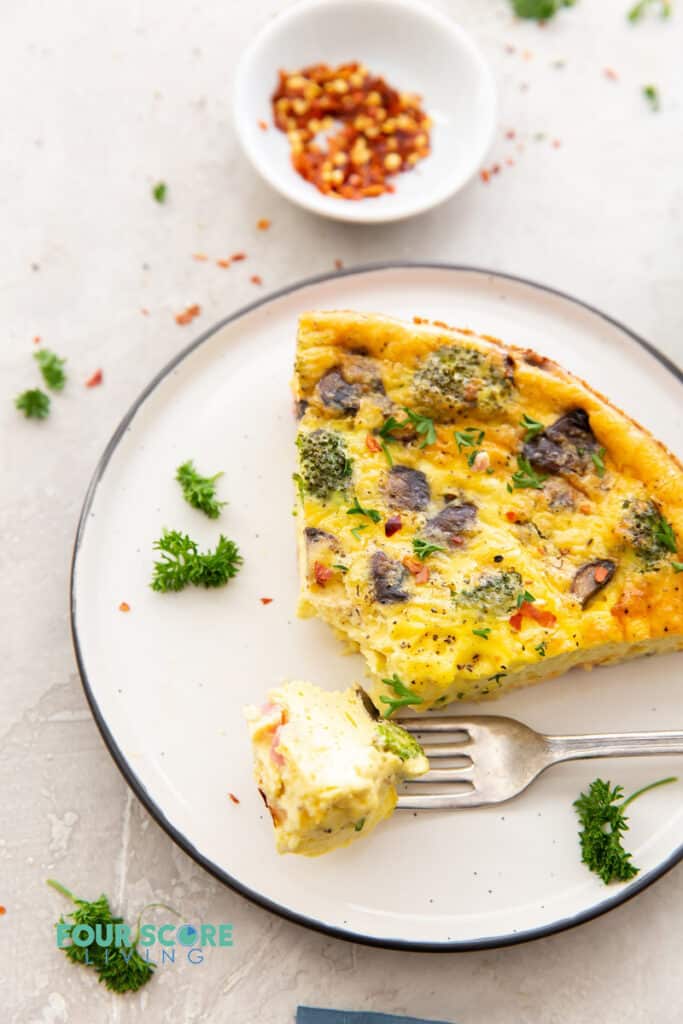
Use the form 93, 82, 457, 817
72, 264, 683, 950
233, 0, 496, 223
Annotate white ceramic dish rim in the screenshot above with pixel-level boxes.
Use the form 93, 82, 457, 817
232, 0, 497, 224
70, 262, 683, 953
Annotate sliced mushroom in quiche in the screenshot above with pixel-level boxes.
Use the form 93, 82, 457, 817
292, 311, 683, 713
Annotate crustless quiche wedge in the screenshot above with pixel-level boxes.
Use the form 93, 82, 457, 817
292, 310, 683, 715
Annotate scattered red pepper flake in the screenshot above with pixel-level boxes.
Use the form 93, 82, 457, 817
365, 433, 381, 453
258, 119, 268, 131
250, 274, 263, 285
594, 566, 609, 584
552, 139, 562, 149
86, 369, 103, 388
480, 169, 491, 183
33, 335, 41, 345
403, 556, 430, 584
257, 218, 271, 230
0, 906, 5, 915
314, 561, 334, 586
505, 130, 516, 140
505, 158, 515, 167
272, 61, 431, 200
510, 602, 557, 631
260, 597, 274, 605
385, 515, 402, 537
604, 67, 619, 81
231, 252, 247, 261
228, 792, 241, 804
140, 307, 150, 316
175, 304, 201, 326
505, 510, 518, 523
334, 258, 344, 270
192, 253, 208, 262
119, 601, 131, 613
216, 259, 231, 269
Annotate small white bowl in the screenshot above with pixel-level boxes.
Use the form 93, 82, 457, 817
233, 0, 496, 224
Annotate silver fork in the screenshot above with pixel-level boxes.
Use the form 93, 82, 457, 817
396, 715, 683, 809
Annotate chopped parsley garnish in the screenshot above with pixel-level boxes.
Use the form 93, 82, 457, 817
151, 530, 242, 592
412, 537, 445, 561
350, 524, 368, 540
519, 413, 545, 441
48, 879, 154, 993
354, 818, 366, 832
379, 673, 424, 718
378, 407, 437, 449
643, 84, 660, 110
673, 561, 683, 573
488, 672, 507, 685
34, 349, 67, 391
454, 427, 485, 452
15, 388, 50, 419
511, 455, 547, 490
346, 495, 381, 523
535, 641, 547, 657
176, 460, 226, 519
380, 440, 394, 467
591, 447, 607, 478
152, 181, 167, 203
332, 563, 349, 573
516, 589, 536, 607
466, 449, 482, 467
628, 0, 671, 21
511, 0, 575, 16
472, 627, 491, 640
574, 776, 677, 884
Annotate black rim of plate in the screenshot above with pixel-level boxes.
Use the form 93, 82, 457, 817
70, 261, 683, 953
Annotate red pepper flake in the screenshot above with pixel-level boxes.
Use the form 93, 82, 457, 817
604, 67, 619, 81
86, 369, 103, 388
228, 792, 241, 804
140, 307, 150, 316
192, 253, 208, 262
384, 515, 402, 537
415, 564, 430, 584
480, 169, 491, 183
119, 601, 131, 613
314, 561, 334, 586
334, 258, 344, 270
175, 304, 201, 326
271, 61, 431, 201
505, 130, 516, 140
216, 259, 231, 269
448, 535, 464, 547
33, 335, 41, 345
492, 163, 501, 175
552, 139, 562, 149
510, 601, 557, 631
257, 218, 271, 230
365, 433, 381, 453
505, 158, 515, 167
231, 252, 247, 262
0, 906, 5, 915
505, 510, 518, 523
260, 597, 274, 605
403, 556, 430, 583
250, 274, 263, 285
258, 119, 268, 131
594, 566, 609, 584
509, 610, 523, 631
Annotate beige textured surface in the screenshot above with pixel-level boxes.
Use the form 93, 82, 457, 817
2, 0, 682, 1020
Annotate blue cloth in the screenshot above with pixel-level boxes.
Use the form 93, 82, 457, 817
297, 1009, 453, 1024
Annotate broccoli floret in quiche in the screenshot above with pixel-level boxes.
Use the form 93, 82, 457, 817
296, 428, 352, 500
376, 721, 425, 764
412, 345, 513, 419
624, 499, 677, 567
455, 570, 524, 616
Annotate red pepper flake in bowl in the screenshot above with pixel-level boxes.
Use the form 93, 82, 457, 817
271, 62, 432, 200
86, 369, 103, 388
175, 304, 201, 326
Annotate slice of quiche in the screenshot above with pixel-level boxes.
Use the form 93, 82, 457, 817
292, 310, 683, 714
244, 682, 428, 855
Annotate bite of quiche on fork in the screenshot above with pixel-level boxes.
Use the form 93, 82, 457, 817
292, 310, 683, 715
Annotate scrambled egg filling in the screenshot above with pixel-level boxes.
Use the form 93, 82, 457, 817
293, 311, 683, 712
244, 682, 428, 855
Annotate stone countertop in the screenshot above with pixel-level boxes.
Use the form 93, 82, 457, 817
2, 0, 682, 1020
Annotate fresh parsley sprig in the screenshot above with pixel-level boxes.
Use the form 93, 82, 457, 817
34, 348, 67, 391
512, 0, 575, 17
15, 388, 50, 419
412, 537, 445, 561
574, 776, 677, 884
378, 407, 437, 449
519, 413, 545, 441
47, 879, 154, 994
176, 460, 226, 519
628, 0, 671, 21
346, 495, 381, 523
454, 427, 485, 452
379, 673, 424, 718
511, 455, 547, 490
151, 530, 242, 592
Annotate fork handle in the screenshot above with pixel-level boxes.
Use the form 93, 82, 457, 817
545, 731, 683, 764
